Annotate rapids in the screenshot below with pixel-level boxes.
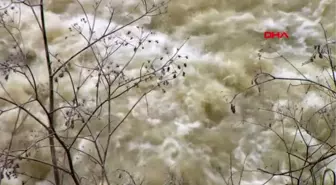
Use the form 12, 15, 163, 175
0, 0, 335, 185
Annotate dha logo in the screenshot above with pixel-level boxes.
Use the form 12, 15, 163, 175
264, 31, 289, 39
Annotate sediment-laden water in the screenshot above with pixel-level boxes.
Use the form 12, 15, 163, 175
0, 0, 335, 185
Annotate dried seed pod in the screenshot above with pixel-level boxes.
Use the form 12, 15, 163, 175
230, 104, 236, 114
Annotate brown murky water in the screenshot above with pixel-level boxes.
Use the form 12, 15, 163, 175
0, 0, 335, 184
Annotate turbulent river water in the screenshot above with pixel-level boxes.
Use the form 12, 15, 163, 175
0, 0, 335, 185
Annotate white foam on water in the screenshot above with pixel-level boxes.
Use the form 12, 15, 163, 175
173, 119, 201, 136
0, 0, 335, 184
222, 13, 256, 25
256, 12, 292, 33
312, 0, 334, 18
158, 137, 183, 166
